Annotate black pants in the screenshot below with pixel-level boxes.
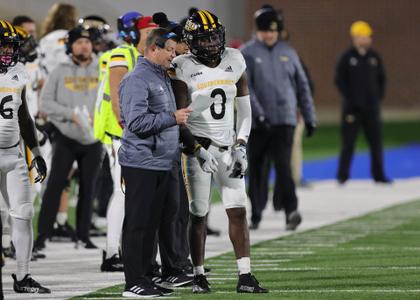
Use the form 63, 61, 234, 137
337, 110, 385, 181
173, 161, 190, 269
248, 125, 298, 224
122, 165, 180, 288
38, 132, 103, 240
94, 151, 114, 218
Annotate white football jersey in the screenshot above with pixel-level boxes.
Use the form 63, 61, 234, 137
25, 60, 41, 118
172, 47, 246, 146
38, 29, 69, 79
0, 63, 30, 148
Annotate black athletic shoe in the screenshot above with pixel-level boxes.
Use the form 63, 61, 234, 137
50, 222, 77, 242
160, 273, 193, 287
286, 211, 302, 231
12, 274, 51, 294
33, 235, 47, 251
154, 284, 173, 296
100, 250, 123, 272
375, 177, 393, 184
122, 284, 162, 298
79, 238, 98, 249
192, 274, 211, 294
32, 247, 46, 260
249, 222, 259, 230
236, 273, 268, 293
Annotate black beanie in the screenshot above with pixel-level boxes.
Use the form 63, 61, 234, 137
153, 12, 183, 41
254, 6, 282, 31
68, 26, 92, 46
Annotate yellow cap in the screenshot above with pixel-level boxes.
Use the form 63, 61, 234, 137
350, 21, 373, 37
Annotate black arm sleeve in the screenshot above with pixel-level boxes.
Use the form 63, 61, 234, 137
171, 79, 198, 153
18, 87, 39, 150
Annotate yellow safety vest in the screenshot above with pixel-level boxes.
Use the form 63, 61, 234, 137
93, 44, 139, 143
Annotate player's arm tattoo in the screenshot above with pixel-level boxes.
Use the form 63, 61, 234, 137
171, 79, 198, 151
18, 87, 40, 150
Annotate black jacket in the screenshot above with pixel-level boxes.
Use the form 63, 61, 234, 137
335, 47, 386, 112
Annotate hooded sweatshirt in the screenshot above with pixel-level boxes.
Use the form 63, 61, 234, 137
40, 56, 99, 145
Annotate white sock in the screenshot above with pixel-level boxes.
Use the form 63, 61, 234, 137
56, 212, 68, 226
236, 257, 251, 275
105, 191, 124, 259
193, 265, 205, 276
12, 218, 32, 281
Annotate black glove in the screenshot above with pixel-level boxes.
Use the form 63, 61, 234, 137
255, 115, 270, 130
305, 123, 316, 138
29, 156, 47, 183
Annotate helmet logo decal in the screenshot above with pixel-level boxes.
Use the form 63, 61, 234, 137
197, 11, 209, 30
185, 20, 198, 32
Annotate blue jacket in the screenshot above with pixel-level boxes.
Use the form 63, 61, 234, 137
240, 39, 316, 127
118, 57, 179, 170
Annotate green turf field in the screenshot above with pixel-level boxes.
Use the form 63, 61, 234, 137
73, 198, 420, 299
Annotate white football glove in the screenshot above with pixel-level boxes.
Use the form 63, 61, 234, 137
195, 146, 218, 174
229, 144, 247, 178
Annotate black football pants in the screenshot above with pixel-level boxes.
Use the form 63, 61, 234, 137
337, 110, 385, 181
248, 125, 298, 225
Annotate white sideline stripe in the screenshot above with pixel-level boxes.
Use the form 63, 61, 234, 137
211, 259, 291, 263
209, 277, 237, 281
81, 296, 181, 300
215, 289, 420, 294
209, 266, 420, 272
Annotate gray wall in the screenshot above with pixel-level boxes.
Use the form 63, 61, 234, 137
0, 0, 246, 40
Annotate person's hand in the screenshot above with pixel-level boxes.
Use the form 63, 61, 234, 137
194, 146, 218, 173
29, 156, 47, 183
255, 115, 270, 130
72, 112, 80, 126
229, 143, 247, 178
174, 108, 193, 124
305, 122, 316, 138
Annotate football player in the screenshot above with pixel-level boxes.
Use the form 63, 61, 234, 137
0, 20, 49, 294
171, 10, 268, 294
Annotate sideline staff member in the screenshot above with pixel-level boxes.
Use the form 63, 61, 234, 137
118, 28, 191, 298
241, 6, 316, 231
335, 21, 391, 184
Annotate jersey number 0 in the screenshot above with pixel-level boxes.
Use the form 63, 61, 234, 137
0, 96, 13, 119
210, 88, 226, 120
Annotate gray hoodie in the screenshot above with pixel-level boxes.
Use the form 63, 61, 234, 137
40, 57, 99, 145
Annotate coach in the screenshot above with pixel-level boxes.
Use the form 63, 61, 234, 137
118, 28, 191, 297
241, 5, 316, 231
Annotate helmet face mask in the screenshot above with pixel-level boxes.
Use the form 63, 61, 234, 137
0, 20, 20, 71
14, 26, 38, 64
183, 10, 225, 65
0, 40, 19, 72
